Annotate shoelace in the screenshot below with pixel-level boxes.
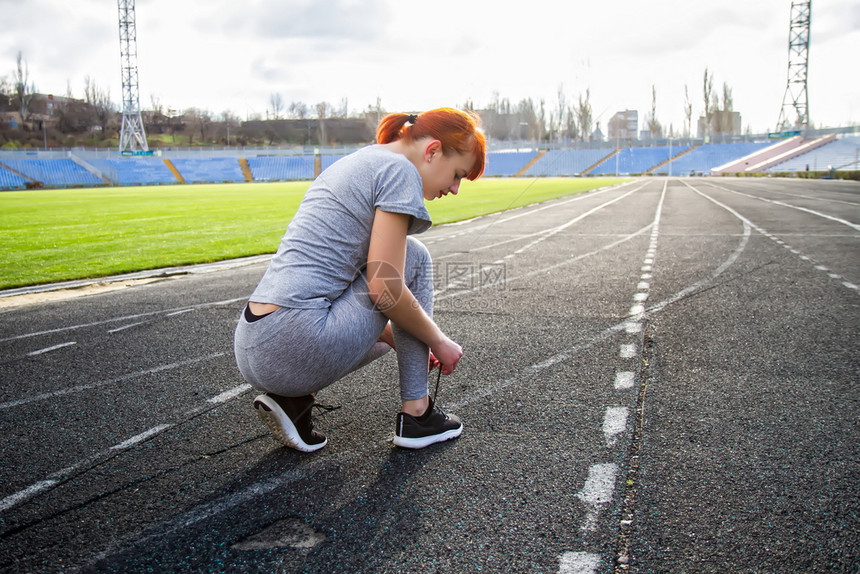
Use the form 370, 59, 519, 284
432, 366, 442, 404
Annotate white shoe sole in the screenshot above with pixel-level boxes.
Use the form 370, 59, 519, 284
254, 395, 326, 453
393, 426, 462, 449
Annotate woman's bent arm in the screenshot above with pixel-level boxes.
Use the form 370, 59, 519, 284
366, 209, 462, 374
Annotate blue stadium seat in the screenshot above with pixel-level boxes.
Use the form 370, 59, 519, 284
669, 142, 772, 175
171, 157, 245, 183
0, 158, 104, 187
246, 156, 315, 181
0, 165, 28, 190
525, 149, 615, 176
767, 136, 860, 172
484, 151, 539, 176
87, 158, 178, 186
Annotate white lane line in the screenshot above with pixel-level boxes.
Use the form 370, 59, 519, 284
624, 321, 642, 334
684, 180, 858, 296
436, 224, 653, 302
107, 321, 147, 334
0, 352, 226, 410
1, 382, 254, 514
0, 296, 246, 344
706, 183, 860, 231
602, 407, 629, 446
428, 183, 626, 248
619, 344, 637, 358
614, 371, 635, 390
27, 341, 76, 356
576, 463, 619, 532
434, 185, 645, 298
0, 480, 59, 512
208, 384, 253, 404
111, 424, 174, 450
558, 551, 602, 573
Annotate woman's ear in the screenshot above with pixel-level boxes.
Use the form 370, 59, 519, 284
423, 139, 443, 163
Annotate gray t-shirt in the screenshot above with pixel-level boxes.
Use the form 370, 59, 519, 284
250, 146, 432, 309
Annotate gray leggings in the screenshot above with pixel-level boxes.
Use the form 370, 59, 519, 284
234, 236, 434, 401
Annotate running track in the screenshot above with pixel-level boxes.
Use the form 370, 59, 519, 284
0, 177, 857, 572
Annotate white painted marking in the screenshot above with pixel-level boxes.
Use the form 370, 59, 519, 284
815, 265, 829, 271
828, 273, 842, 279
640, 273, 652, 280
576, 463, 619, 531
843, 282, 858, 290
628, 304, 645, 316
614, 371, 635, 389
111, 424, 173, 450
637, 281, 650, 290
558, 551, 601, 573
641, 265, 652, 272
0, 352, 226, 410
0, 480, 59, 512
166, 309, 194, 317
27, 341, 76, 356
633, 292, 648, 302
624, 321, 642, 334
108, 322, 146, 333
620, 344, 637, 359
577, 463, 618, 506
643, 258, 654, 264
0, 297, 247, 344
602, 407, 629, 446
208, 384, 253, 404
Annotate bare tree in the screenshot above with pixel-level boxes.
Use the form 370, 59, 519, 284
576, 89, 593, 141
316, 101, 331, 146
647, 84, 663, 139
14, 51, 35, 123
288, 101, 309, 120
84, 75, 115, 135
269, 93, 284, 120
683, 84, 693, 139
702, 67, 714, 141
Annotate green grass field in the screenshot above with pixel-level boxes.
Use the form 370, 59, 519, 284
0, 177, 626, 289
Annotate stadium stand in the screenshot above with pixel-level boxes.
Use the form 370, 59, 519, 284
588, 146, 690, 176
523, 149, 614, 176
0, 164, 29, 190
0, 158, 104, 187
170, 157, 246, 183
767, 135, 860, 172
667, 142, 772, 176
484, 151, 540, 176
246, 155, 316, 181
86, 157, 178, 186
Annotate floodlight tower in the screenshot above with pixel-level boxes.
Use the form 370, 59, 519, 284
117, 0, 148, 152
776, 0, 811, 131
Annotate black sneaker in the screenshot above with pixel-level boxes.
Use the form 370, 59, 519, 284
393, 396, 463, 449
253, 393, 327, 452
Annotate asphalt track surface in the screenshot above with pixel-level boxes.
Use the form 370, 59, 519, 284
0, 177, 857, 573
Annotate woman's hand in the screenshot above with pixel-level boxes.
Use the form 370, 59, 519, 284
430, 336, 463, 375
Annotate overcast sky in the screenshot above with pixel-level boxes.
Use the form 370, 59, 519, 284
1, 0, 858, 135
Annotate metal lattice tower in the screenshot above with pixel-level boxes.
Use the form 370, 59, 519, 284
117, 0, 148, 152
777, 1, 812, 131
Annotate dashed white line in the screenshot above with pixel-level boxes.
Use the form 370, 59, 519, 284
111, 424, 174, 450
558, 551, 602, 573
614, 371, 636, 390
0, 480, 59, 512
27, 341, 76, 356
619, 344, 637, 359
602, 407, 629, 446
208, 384, 253, 404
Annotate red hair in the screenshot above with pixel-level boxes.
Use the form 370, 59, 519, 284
376, 108, 486, 180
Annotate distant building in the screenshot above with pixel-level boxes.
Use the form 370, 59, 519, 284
608, 110, 638, 144
698, 110, 742, 140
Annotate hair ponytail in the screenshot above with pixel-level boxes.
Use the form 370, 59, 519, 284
376, 108, 486, 180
